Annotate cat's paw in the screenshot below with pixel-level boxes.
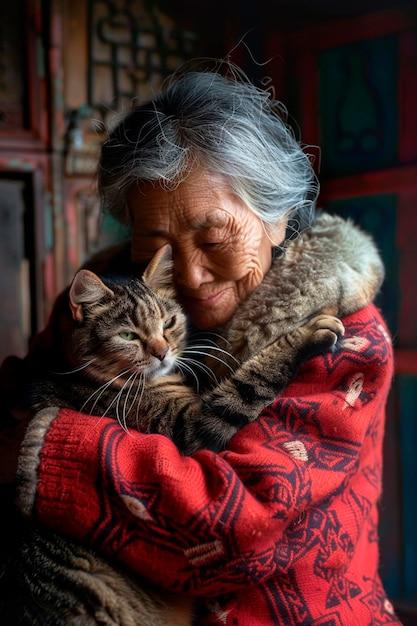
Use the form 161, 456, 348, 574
299, 314, 345, 358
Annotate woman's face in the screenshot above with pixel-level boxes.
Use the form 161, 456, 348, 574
128, 168, 287, 329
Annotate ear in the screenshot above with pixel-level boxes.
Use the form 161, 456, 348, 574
69, 269, 115, 322
142, 245, 174, 294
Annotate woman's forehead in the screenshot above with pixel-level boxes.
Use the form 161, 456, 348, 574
127, 169, 243, 229
129, 167, 229, 199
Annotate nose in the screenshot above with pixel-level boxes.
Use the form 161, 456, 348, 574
173, 251, 212, 289
152, 347, 168, 361
147, 338, 169, 361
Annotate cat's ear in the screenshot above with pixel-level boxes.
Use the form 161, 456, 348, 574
69, 269, 115, 322
142, 245, 174, 294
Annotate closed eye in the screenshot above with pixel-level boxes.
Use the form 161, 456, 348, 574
202, 241, 222, 249
119, 330, 138, 341
163, 316, 176, 331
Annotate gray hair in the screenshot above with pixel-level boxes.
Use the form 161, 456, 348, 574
98, 63, 318, 236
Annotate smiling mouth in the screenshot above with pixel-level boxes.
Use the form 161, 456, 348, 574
180, 289, 227, 308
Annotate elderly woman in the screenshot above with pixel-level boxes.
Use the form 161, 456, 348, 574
0, 63, 401, 625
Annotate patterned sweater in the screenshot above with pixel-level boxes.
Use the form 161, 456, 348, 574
17, 303, 402, 625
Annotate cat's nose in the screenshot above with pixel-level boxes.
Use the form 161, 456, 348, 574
152, 347, 168, 361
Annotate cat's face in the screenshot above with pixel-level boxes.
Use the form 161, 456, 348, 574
68, 270, 187, 387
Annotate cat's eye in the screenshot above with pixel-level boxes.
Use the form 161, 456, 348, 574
119, 330, 138, 341
163, 316, 176, 331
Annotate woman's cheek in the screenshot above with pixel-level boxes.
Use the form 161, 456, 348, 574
213, 239, 261, 278
239, 265, 265, 300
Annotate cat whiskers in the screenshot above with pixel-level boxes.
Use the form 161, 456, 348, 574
115, 369, 146, 433
179, 343, 240, 388
134, 373, 147, 431
79, 367, 133, 416
183, 343, 240, 369
175, 358, 203, 391
49, 358, 96, 376
78, 365, 148, 433
49, 358, 139, 431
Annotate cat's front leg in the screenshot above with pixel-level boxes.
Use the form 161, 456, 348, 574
192, 314, 344, 453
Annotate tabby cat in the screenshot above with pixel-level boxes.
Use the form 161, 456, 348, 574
0, 212, 383, 625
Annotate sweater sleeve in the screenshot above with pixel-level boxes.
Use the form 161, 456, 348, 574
15, 304, 393, 596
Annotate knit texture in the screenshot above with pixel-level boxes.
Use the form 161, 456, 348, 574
17, 304, 402, 625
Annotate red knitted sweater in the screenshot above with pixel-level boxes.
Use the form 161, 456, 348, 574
17, 304, 402, 625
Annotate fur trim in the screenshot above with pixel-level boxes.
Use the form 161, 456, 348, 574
223, 211, 384, 362
16, 407, 60, 518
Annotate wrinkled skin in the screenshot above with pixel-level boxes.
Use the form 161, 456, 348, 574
128, 168, 287, 330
